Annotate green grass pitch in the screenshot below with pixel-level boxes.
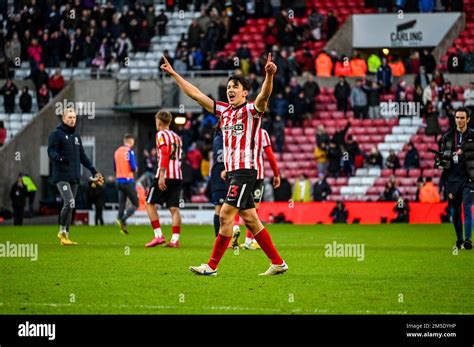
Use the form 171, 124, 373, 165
0, 224, 473, 314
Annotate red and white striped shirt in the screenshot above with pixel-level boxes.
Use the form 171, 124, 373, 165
256, 128, 272, 179
156, 129, 183, 180
215, 101, 263, 172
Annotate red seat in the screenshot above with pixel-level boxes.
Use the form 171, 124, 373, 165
381, 169, 393, 177
395, 169, 407, 177
408, 168, 421, 177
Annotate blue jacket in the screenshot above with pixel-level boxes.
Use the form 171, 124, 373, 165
377, 65, 393, 87
47, 123, 97, 183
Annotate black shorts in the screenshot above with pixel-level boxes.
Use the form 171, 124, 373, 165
224, 169, 257, 210
211, 190, 227, 206
146, 179, 182, 207
253, 179, 265, 203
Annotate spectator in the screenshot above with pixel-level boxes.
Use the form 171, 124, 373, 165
440, 81, 457, 115
391, 198, 409, 223
104, 176, 119, 204
432, 69, 445, 87
27, 38, 42, 71
31, 63, 50, 91
366, 80, 381, 119
37, 84, 50, 109
302, 74, 320, 113
367, 53, 382, 74
65, 34, 80, 67
377, 57, 393, 94
274, 174, 292, 202
423, 81, 438, 106
313, 176, 332, 201
404, 142, 420, 170
0, 121, 6, 146
381, 181, 401, 202
308, 10, 324, 40
49, 68, 65, 97
314, 143, 328, 175
106, 56, 121, 75
115, 32, 133, 64
332, 121, 350, 147
326, 11, 339, 40
334, 76, 351, 114
270, 92, 289, 122
315, 51, 333, 77
1, 79, 19, 114
464, 82, 474, 127
413, 85, 424, 105
187, 142, 203, 185
316, 124, 330, 146
82, 35, 96, 67
272, 115, 285, 153
414, 65, 430, 90
395, 80, 407, 102
367, 146, 383, 168
10, 177, 28, 226
344, 135, 360, 176
423, 101, 441, 141
386, 149, 400, 172
421, 49, 436, 74
156, 9, 168, 36
330, 201, 348, 223
187, 20, 203, 48
88, 179, 105, 225
327, 141, 342, 177
419, 0, 435, 12
292, 173, 312, 202
407, 51, 421, 74
350, 78, 368, 119
419, 177, 441, 203
290, 91, 307, 127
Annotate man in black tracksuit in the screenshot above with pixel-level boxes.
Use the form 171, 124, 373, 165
439, 107, 474, 250
47, 107, 102, 245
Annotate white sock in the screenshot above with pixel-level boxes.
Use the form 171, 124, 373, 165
59, 226, 66, 233
170, 233, 180, 243
245, 237, 253, 245
154, 228, 163, 238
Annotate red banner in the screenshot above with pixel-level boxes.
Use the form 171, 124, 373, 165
257, 202, 450, 224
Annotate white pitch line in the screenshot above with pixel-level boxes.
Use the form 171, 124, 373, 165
0, 302, 470, 314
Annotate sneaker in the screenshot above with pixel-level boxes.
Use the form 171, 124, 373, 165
259, 261, 288, 276
464, 239, 472, 250
115, 219, 129, 235
241, 242, 257, 250
165, 241, 180, 248
189, 263, 217, 276
145, 236, 166, 247
456, 240, 464, 249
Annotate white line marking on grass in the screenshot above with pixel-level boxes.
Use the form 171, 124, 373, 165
1, 302, 471, 315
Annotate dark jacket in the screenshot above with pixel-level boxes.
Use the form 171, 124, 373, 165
313, 180, 332, 201
47, 123, 97, 183
440, 127, 474, 181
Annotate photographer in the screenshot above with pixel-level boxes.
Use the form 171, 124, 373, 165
438, 107, 474, 250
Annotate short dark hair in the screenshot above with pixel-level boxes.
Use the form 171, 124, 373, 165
425, 176, 432, 182
155, 110, 172, 125
123, 133, 134, 141
454, 106, 471, 119
227, 75, 251, 91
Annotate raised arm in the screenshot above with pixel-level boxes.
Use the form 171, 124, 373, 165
160, 55, 214, 114
255, 53, 277, 113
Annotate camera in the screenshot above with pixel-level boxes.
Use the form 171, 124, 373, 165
429, 149, 452, 169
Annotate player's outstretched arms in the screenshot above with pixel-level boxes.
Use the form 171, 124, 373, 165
160, 55, 214, 113
255, 53, 277, 114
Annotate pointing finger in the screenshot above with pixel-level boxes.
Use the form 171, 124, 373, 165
267, 52, 272, 64
162, 55, 169, 64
